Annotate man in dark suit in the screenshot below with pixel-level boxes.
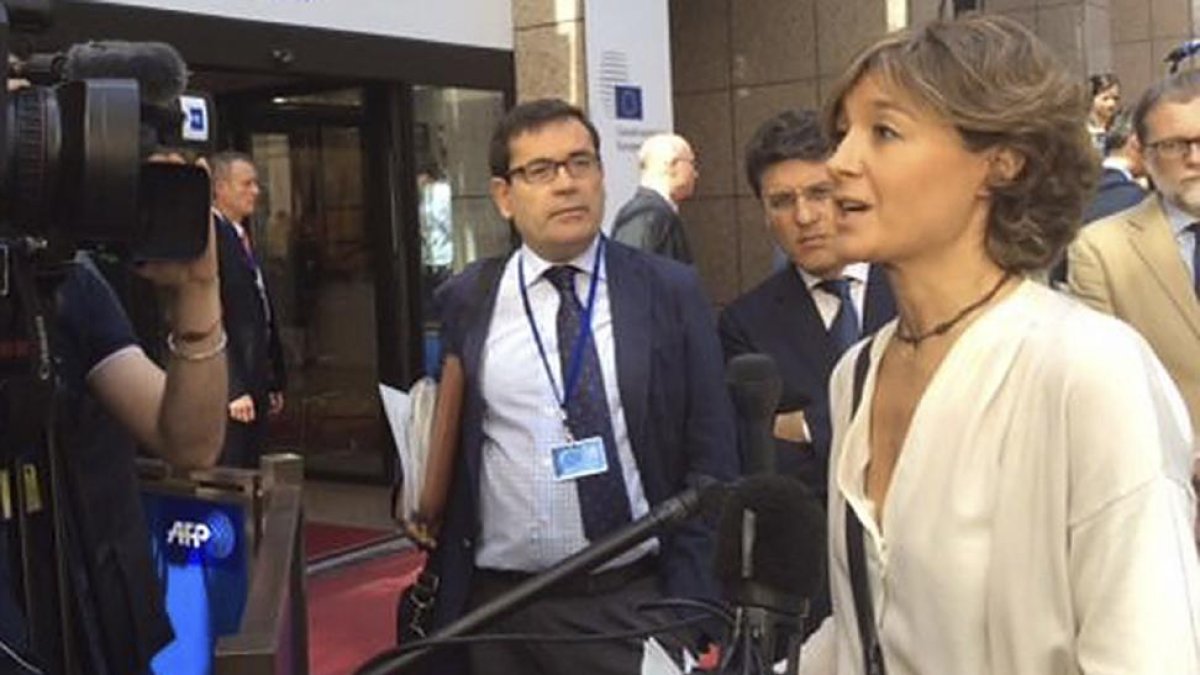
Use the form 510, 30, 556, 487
429, 100, 736, 675
720, 110, 895, 501
211, 152, 286, 467
611, 133, 698, 263
1084, 108, 1148, 224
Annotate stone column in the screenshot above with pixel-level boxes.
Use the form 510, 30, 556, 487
513, 0, 588, 106
1111, 0, 1197, 100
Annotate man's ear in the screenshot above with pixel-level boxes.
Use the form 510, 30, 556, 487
490, 176, 514, 220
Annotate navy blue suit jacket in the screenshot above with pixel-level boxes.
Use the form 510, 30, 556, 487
717, 266, 895, 498
1084, 167, 1147, 225
429, 239, 737, 635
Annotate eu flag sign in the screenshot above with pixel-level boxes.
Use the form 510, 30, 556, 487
615, 85, 643, 120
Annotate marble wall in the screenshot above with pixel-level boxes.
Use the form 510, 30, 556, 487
1110, 0, 1196, 104
513, 0, 588, 104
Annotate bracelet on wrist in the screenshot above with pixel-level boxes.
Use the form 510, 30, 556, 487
167, 329, 227, 361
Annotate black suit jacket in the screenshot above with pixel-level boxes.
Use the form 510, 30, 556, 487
718, 266, 895, 498
429, 240, 736, 651
215, 212, 285, 409
611, 187, 693, 263
1084, 167, 1147, 224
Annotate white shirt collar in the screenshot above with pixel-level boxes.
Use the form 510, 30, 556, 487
1100, 156, 1134, 181
519, 234, 606, 289
797, 261, 870, 292
1161, 195, 1200, 238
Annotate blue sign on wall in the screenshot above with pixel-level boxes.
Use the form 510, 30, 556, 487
615, 85, 643, 120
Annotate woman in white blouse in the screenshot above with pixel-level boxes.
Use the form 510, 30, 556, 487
798, 14, 1200, 675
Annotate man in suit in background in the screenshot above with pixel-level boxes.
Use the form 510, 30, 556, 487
1069, 70, 1200, 485
211, 151, 287, 467
1084, 108, 1148, 224
611, 133, 698, 263
720, 110, 895, 500
429, 99, 735, 675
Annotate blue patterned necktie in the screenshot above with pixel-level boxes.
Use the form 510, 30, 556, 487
544, 265, 632, 541
818, 277, 861, 355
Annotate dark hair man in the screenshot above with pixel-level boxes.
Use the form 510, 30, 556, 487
1069, 69, 1200, 498
1083, 107, 1148, 224
428, 98, 736, 674
721, 110, 895, 499
210, 151, 286, 467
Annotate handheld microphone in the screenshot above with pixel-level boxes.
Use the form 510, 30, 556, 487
726, 354, 782, 476
713, 475, 826, 674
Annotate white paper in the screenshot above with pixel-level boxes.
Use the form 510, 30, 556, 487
641, 637, 685, 675
379, 383, 416, 513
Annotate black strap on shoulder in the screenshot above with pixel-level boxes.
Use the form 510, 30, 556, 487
846, 339, 887, 675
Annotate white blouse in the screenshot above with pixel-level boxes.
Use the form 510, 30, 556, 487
799, 280, 1200, 674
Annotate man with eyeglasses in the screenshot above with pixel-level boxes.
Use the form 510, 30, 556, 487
719, 109, 895, 512
611, 133, 699, 263
1070, 70, 1200, 496
424, 98, 736, 675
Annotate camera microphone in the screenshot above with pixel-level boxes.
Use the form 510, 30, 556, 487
60, 41, 188, 108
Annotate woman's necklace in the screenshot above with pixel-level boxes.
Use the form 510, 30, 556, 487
895, 272, 1013, 347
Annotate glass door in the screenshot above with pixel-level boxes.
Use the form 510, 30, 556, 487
244, 89, 386, 479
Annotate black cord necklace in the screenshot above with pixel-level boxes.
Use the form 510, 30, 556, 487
895, 272, 1013, 347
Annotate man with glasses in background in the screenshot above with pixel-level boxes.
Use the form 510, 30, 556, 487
719, 109, 895, 512
611, 133, 699, 263
425, 99, 735, 675
1070, 70, 1200, 497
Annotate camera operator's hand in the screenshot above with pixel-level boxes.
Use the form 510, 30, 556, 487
86, 152, 228, 470
229, 394, 256, 423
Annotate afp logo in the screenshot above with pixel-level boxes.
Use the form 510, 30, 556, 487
167, 520, 211, 549
165, 510, 236, 560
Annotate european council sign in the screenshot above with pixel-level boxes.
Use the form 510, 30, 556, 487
615, 85, 644, 121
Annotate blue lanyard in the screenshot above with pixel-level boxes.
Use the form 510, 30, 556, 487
517, 237, 605, 416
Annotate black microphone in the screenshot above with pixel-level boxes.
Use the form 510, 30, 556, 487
713, 475, 826, 674
726, 354, 782, 476
356, 481, 715, 675
1165, 39, 1200, 66
50, 41, 189, 108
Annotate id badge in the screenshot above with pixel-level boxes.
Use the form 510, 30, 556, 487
551, 436, 608, 482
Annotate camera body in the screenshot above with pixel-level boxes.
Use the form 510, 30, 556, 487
0, 0, 213, 261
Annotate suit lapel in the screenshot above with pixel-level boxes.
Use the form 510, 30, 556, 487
607, 243, 652, 451
1126, 200, 1200, 339
775, 270, 839, 373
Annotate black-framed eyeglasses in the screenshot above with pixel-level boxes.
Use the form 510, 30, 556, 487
763, 184, 836, 213
1147, 137, 1200, 160
506, 152, 602, 184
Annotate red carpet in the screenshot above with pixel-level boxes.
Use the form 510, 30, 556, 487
306, 521, 398, 562
308, 549, 426, 675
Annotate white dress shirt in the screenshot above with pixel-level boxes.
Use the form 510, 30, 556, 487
475, 236, 654, 572
800, 280, 1200, 674
1164, 196, 1200, 283
797, 262, 870, 329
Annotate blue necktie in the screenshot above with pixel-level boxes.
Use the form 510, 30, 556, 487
544, 265, 632, 541
818, 277, 861, 355
1191, 223, 1200, 299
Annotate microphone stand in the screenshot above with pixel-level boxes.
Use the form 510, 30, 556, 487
356, 485, 709, 675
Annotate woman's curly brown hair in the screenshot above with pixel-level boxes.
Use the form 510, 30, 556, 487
822, 14, 1099, 273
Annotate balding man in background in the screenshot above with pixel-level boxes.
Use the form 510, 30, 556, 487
611, 133, 698, 263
